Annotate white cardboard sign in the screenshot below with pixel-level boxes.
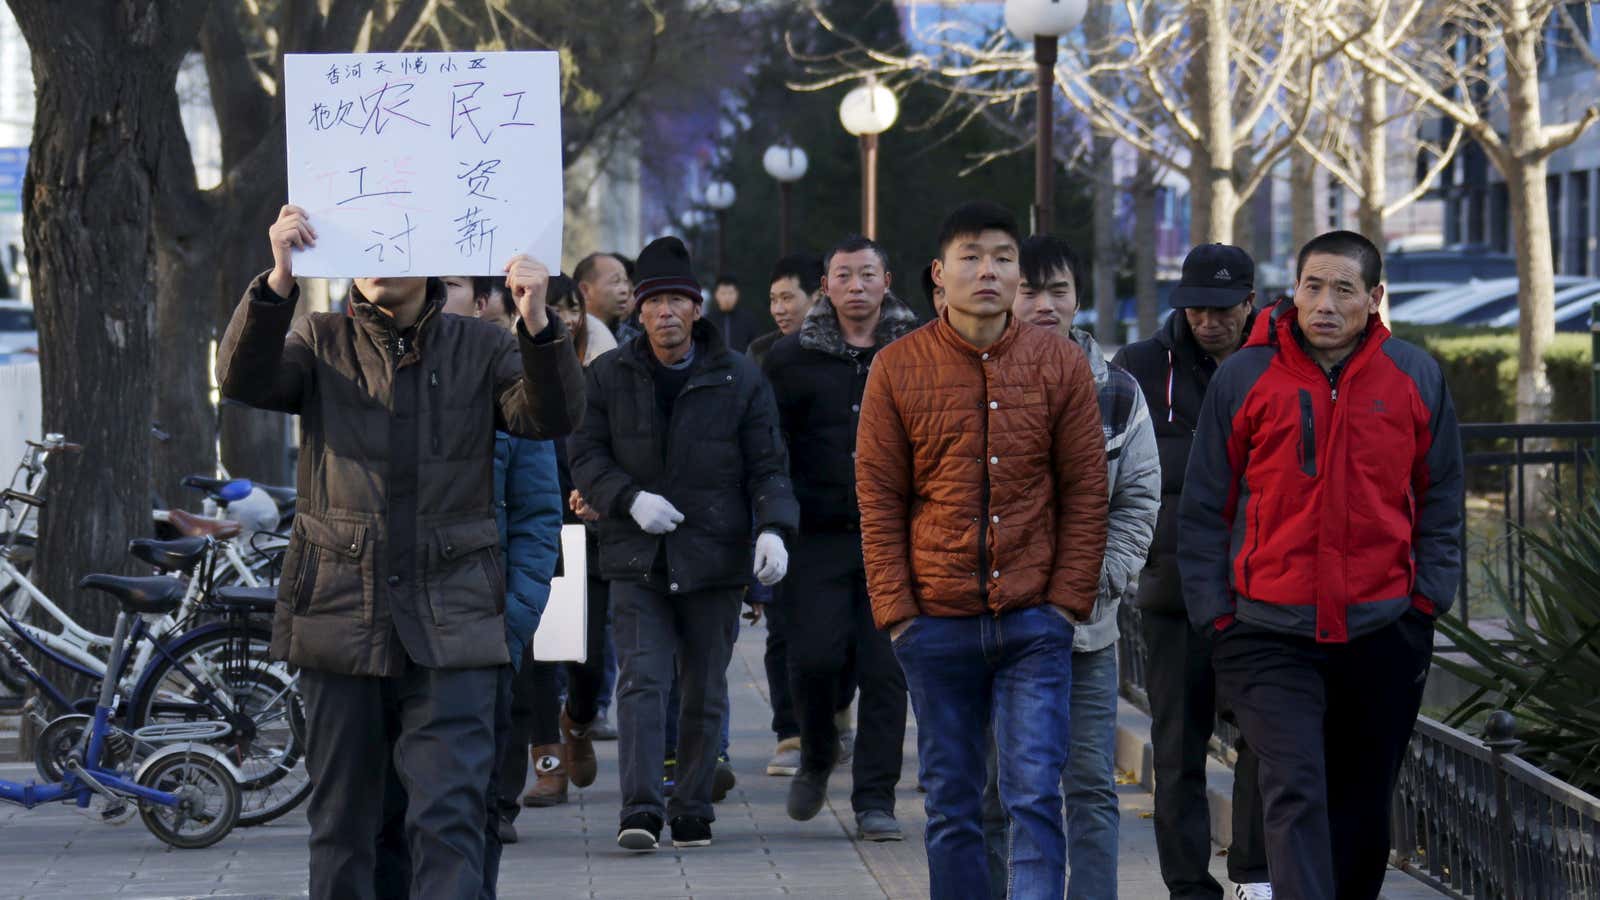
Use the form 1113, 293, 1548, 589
534, 525, 589, 663
283, 51, 563, 277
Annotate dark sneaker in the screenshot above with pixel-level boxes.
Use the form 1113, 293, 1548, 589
669, 815, 713, 848
787, 767, 831, 821
662, 757, 676, 798
855, 809, 903, 842
617, 812, 663, 852
496, 814, 519, 845
712, 755, 736, 802
590, 712, 619, 741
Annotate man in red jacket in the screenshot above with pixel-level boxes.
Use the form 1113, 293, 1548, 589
1178, 230, 1464, 899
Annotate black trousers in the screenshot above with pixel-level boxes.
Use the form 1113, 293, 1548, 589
525, 576, 612, 745
492, 646, 537, 822
300, 661, 499, 900
1212, 612, 1433, 900
765, 595, 857, 742
1142, 609, 1269, 897
783, 532, 906, 814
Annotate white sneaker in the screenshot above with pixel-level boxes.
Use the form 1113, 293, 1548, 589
1234, 884, 1273, 900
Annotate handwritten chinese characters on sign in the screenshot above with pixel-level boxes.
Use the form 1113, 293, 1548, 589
285, 51, 563, 277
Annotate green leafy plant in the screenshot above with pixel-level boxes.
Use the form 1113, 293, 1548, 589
1435, 485, 1600, 793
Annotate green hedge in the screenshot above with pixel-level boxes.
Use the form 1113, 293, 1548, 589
1390, 325, 1594, 423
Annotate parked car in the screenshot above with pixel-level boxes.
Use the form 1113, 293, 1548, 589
0, 301, 38, 357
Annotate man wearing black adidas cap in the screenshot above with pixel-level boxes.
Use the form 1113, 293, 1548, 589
1112, 244, 1272, 899
569, 236, 799, 853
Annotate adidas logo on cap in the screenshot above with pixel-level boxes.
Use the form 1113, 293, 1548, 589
1214, 268, 1231, 280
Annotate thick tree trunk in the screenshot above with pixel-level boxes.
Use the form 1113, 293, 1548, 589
1504, 0, 1555, 424
5, 0, 207, 689
1132, 159, 1160, 338
1092, 140, 1118, 342
1290, 144, 1318, 271
1186, 0, 1236, 245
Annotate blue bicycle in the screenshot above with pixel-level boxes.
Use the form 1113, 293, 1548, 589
0, 578, 242, 848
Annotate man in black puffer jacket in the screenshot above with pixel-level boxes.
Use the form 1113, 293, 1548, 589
569, 236, 799, 853
1112, 243, 1271, 899
762, 234, 919, 842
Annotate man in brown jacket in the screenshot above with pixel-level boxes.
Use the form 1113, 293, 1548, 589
856, 202, 1107, 900
217, 204, 585, 900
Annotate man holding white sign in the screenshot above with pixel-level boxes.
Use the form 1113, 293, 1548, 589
216, 201, 583, 899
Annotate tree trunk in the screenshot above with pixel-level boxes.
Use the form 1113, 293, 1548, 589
1186, 0, 1236, 245
1092, 140, 1118, 342
1359, 64, 1389, 324
1503, 0, 1555, 423
1132, 159, 1160, 338
5, 0, 208, 691
1290, 143, 1318, 273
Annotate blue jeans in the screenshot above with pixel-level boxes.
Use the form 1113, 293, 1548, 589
981, 645, 1119, 899
894, 606, 1075, 900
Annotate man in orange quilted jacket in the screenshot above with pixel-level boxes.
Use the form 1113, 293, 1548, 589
855, 202, 1108, 900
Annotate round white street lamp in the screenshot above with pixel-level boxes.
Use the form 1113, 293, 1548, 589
1004, 0, 1087, 234
704, 180, 737, 274
763, 144, 809, 256
838, 81, 899, 240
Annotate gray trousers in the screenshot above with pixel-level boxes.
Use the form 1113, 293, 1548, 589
611, 581, 742, 823
301, 661, 499, 900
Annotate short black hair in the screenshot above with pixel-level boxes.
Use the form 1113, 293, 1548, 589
935, 202, 1021, 259
614, 253, 636, 280
769, 254, 823, 296
920, 263, 937, 305
714, 274, 739, 289
823, 234, 890, 274
544, 274, 579, 311
472, 275, 515, 318
1019, 235, 1083, 295
1296, 230, 1383, 290
572, 252, 618, 286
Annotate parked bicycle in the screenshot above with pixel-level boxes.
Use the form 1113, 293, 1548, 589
0, 576, 241, 848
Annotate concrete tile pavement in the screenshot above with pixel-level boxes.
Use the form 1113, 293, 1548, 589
0, 622, 1444, 898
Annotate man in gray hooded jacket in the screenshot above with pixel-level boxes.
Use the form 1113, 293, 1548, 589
981, 234, 1160, 898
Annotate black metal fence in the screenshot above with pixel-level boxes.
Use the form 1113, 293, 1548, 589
1456, 422, 1600, 622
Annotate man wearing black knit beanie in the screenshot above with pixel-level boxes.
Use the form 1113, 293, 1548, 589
569, 236, 799, 852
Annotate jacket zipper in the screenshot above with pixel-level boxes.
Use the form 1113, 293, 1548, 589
429, 369, 442, 456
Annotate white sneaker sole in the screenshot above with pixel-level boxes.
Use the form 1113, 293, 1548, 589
766, 763, 799, 776
671, 837, 713, 848
617, 828, 658, 851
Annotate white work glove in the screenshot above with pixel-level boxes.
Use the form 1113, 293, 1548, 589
629, 491, 683, 535
753, 531, 788, 586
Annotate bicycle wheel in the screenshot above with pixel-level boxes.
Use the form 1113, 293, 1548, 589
127, 624, 311, 827
136, 748, 241, 849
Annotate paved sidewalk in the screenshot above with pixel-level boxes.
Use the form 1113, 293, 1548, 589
0, 623, 1441, 898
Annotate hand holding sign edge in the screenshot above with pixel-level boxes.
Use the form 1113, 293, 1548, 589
268, 205, 317, 297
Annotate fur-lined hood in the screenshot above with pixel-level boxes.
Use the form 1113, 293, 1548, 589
798, 291, 921, 359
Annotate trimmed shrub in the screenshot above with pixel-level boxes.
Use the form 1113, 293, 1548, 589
1391, 324, 1594, 423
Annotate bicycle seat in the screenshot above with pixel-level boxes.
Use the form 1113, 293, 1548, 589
167, 509, 243, 540
181, 475, 252, 503
128, 536, 209, 573
212, 585, 277, 615
77, 574, 184, 615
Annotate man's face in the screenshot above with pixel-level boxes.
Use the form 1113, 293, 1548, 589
1013, 265, 1077, 337
713, 284, 739, 313
580, 255, 631, 322
354, 277, 428, 309
769, 276, 816, 336
1184, 299, 1254, 357
1295, 252, 1382, 359
641, 292, 701, 354
934, 230, 1019, 321
826, 249, 891, 326
440, 277, 475, 317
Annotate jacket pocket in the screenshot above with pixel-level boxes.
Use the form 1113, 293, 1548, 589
425, 518, 504, 626
291, 511, 373, 622
1298, 389, 1318, 477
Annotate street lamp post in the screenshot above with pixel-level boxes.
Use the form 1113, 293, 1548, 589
1005, 0, 1087, 235
763, 143, 809, 257
838, 80, 900, 240
704, 180, 737, 274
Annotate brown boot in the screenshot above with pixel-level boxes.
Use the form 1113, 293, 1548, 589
562, 709, 598, 788
522, 744, 568, 807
